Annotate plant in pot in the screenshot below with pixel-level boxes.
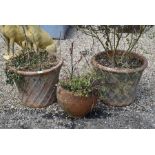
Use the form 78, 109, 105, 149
1, 25, 63, 108
57, 42, 99, 118
78, 25, 152, 107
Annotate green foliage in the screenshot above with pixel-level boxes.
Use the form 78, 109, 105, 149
60, 72, 99, 97
5, 50, 57, 86
5, 69, 24, 86
60, 42, 101, 97
7, 50, 56, 71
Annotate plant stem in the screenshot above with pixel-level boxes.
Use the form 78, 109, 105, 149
70, 42, 74, 80
21, 25, 30, 65
128, 27, 144, 52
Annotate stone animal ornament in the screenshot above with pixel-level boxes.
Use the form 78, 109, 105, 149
1, 25, 57, 60
22, 25, 57, 55
1, 25, 25, 59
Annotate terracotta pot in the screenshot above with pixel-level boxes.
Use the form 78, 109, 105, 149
7, 58, 63, 108
57, 86, 97, 118
91, 50, 148, 107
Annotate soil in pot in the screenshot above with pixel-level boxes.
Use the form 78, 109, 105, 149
96, 51, 143, 69
5, 51, 63, 108
91, 50, 148, 107
57, 86, 98, 118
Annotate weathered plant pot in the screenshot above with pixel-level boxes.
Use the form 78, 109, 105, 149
57, 86, 97, 118
8, 58, 63, 108
91, 50, 148, 107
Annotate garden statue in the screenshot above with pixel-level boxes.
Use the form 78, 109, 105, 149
1, 25, 57, 60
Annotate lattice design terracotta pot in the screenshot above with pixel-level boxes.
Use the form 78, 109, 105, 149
91, 50, 148, 107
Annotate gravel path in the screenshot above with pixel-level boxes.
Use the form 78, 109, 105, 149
0, 27, 155, 129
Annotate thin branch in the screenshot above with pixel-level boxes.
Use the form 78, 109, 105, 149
128, 26, 145, 52
126, 32, 134, 51
115, 32, 123, 50
104, 26, 113, 51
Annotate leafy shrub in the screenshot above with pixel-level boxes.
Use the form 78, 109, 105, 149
60, 72, 99, 97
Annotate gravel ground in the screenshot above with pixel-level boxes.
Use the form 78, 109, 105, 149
0, 27, 155, 129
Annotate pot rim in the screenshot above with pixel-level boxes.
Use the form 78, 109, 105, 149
6, 57, 63, 76
91, 50, 148, 74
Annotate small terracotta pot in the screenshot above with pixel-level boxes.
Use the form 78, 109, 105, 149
91, 50, 148, 107
7, 58, 63, 108
57, 86, 98, 118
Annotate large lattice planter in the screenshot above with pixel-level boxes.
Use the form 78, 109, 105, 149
91, 50, 148, 107
8, 58, 63, 108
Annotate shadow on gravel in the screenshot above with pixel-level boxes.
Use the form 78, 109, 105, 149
85, 107, 112, 119
42, 106, 112, 120
19, 124, 31, 129
41, 100, 132, 122
42, 111, 67, 119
